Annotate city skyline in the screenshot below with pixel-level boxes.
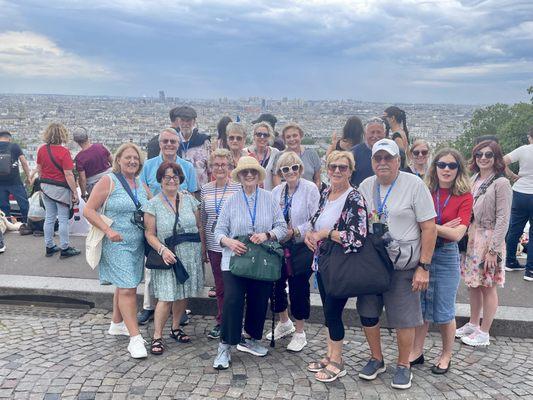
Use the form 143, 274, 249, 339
0, 1, 532, 105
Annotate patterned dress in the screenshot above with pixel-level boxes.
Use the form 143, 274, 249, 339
143, 193, 204, 301
99, 173, 148, 288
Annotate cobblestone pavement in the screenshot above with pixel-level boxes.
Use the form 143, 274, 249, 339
0, 305, 532, 400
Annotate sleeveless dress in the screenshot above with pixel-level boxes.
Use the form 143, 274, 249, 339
98, 173, 148, 288
143, 193, 204, 301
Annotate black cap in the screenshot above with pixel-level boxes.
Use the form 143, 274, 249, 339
175, 106, 197, 119
252, 113, 277, 128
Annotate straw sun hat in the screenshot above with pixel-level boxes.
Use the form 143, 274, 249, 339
231, 156, 266, 182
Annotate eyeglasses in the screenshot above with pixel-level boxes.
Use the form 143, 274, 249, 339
213, 163, 228, 170
327, 164, 349, 173
239, 169, 259, 176
280, 164, 300, 174
412, 150, 429, 157
372, 154, 395, 163
475, 151, 494, 159
163, 175, 181, 182
160, 139, 177, 144
436, 161, 459, 170
255, 132, 270, 139
228, 135, 243, 142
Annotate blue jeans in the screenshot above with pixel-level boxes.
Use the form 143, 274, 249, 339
42, 194, 70, 250
505, 191, 533, 272
0, 183, 29, 222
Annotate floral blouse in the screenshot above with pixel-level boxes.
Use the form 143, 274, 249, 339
310, 186, 368, 253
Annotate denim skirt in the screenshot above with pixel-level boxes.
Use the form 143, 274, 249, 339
420, 241, 460, 324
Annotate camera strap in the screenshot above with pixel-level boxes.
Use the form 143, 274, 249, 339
114, 172, 142, 210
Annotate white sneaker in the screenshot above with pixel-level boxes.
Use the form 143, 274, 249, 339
455, 322, 478, 338
0, 244, 5, 253
266, 319, 295, 341
127, 335, 148, 358
287, 331, 307, 352
108, 321, 130, 336
461, 330, 490, 347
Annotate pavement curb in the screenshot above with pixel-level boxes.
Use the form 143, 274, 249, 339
1, 274, 533, 338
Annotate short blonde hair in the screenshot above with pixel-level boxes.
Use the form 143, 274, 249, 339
112, 143, 144, 177
43, 123, 69, 145
276, 151, 305, 175
281, 123, 304, 139
252, 122, 274, 146
327, 150, 355, 172
226, 122, 247, 140
209, 148, 234, 167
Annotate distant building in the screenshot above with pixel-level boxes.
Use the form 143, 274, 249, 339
158, 91, 165, 102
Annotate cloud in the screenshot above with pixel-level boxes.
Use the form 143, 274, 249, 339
0, 31, 115, 79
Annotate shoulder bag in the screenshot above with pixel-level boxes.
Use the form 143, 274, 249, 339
230, 235, 284, 281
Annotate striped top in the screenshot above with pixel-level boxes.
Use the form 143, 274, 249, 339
200, 180, 241, 252
214, 187, 288, 271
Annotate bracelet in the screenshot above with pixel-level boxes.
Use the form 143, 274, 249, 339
293, 227, 301, 238
158, 245, 166, 256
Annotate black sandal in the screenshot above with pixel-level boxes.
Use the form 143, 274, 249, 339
170, 327, 191, 343
150, 338, 164, 355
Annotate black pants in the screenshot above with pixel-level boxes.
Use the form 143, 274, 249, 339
220, 271, 273, 346
272, 267, 313, 321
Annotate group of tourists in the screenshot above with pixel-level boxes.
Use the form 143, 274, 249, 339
1, 104, 532, 391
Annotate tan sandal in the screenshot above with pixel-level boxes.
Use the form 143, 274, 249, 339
315, 360, 347, 383
307, 356, 330, 372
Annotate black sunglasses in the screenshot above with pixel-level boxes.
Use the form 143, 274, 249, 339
436, 161, 459, 170
327, 164, 349, 173
475, 151, 494, 159
412, 150, 429, 156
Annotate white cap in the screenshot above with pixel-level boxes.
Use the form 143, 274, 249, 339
372, 138, 400, 157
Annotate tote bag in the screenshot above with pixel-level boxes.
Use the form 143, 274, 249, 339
85, 178, 113, 269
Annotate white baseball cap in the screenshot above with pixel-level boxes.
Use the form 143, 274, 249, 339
372, 138, 400, 157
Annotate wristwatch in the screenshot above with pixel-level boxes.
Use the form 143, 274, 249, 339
418, 262, 430, 271
265, 232, 272, 241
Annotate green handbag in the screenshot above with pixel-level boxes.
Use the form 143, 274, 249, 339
229, 235, 284, 281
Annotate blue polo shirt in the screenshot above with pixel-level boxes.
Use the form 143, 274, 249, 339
350, 143, 373, 187
140, 155, 197, 195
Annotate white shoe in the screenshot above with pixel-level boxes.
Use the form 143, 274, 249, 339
0, 245, 5, 253
108, 321, 130, 336
461, 330, 490, 347
455, 322, 478, 338
128, 335, 148, 358
266, 319, 295, 341
287, 331, 307, 352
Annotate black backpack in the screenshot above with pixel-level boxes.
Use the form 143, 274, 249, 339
0, 143, 13, 176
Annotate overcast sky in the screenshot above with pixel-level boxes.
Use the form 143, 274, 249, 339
0, 0, 531, 104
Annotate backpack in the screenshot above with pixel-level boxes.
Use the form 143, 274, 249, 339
0, 143, 13, 176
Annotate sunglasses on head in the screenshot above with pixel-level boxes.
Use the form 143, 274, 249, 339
255, 132, 270, 139
436, 161, 459, 170
412, 150, 429, 156
280, 164, 300, 174
228, 135, 243, 142
327, 163, 349, 173
160, 139, 177, 144
372, 154, 395, 163
475, 151, 494, 159
240, 169, 259, 176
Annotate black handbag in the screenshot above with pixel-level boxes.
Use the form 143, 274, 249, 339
318, 233, 394, 299
283, 241, 314, 276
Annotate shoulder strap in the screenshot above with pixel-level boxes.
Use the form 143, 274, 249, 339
113, 172, 141, 209
46, 145, 64, 173
172, 193, 181, 237
101, 175, 114, 214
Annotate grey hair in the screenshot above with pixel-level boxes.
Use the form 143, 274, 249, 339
365, 117, 386, 130
226, 122, 247, 139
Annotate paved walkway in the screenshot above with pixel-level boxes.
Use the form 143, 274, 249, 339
1, 304, 532, 400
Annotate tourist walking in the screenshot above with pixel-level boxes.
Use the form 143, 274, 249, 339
212, 156, 287, 370
456, 140, 512, 346
269, 151, 320, 352
84, 143, 150, 358
410, 148, 473, 374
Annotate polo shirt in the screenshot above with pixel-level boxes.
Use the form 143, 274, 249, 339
140, 155, 197, 196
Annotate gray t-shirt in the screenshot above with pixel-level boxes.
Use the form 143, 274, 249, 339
359, 171, 436, 269
271, 148, 321, 183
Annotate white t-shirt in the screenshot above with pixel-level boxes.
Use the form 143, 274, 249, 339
314, 187, 352, 232
508, 144, 533, 194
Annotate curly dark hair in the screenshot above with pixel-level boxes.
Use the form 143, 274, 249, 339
469, 140, 506, 175
156, 161, 185, 184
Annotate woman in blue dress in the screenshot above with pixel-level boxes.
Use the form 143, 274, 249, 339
84, 143, 150, 359
144, 161, 204, 355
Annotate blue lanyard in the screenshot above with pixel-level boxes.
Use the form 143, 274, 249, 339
242, 187, 258, 231
131, 179, 138, 204
180, 140, 190, 156
214, 183, 228, 217
162, 193, 177, 213
257, 148, 269, 167
283, 182, 299, 222
377, 178, 397, 215
435, 189, 452, 225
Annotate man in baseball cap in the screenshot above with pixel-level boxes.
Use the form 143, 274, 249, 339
371, 138, 400, 158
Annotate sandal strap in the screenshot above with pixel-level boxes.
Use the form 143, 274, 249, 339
326, 360, 345, 372
317, 366, 338, 379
